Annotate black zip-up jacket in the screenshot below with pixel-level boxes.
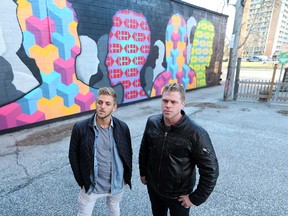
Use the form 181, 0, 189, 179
139, 110, 219, 206
69, 114, 132, 193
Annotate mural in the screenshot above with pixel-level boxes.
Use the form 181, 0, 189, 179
0, 0, 40, 107
151, 14, 196, 96
189, 20, 215, 87
0, 0, 227, 132
105, 10, 150, 103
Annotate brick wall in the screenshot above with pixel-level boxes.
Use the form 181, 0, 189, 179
0, 0, 227, 132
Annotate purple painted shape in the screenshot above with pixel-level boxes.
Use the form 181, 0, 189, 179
0, 103, 22, 129
26, 16, 55, 48
16, 111, 46, 126
54, 57, 75, 85
75, 92, 95, 112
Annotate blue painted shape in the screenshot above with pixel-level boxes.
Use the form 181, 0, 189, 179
52, 32, 75, 60
89, 87, 99, 99
169, 64, 178, 80
22, 31, 36, 56
56, 83, 79, 107
18, 88, 43, 114
170, 49, 179, 64
166, 25, 173, 41
48, 3, 74, 36
178, 25, 186, 42
30, 0, 48, 20
41, 71, 61, 99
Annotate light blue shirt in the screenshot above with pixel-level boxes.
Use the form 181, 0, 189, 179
88, 115, 125, 195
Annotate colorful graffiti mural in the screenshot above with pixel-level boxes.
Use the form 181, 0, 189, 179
0, 0, 227, 132
151, 14, 196, 96
106, 10, 150, 103
189, 20, 215, 88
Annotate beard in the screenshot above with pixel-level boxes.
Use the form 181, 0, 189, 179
97, 110, 112, 120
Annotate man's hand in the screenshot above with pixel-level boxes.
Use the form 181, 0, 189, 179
178, 195, 193, 208
140, 176, 147, 185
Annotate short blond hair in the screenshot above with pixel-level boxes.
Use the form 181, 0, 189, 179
97, 87, 117, 104
162, 83, 185, 102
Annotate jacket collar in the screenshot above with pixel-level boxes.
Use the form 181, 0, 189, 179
160, 110, 188, 129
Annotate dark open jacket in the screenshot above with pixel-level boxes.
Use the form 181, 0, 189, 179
139, 110, 219, 206
69, 114, 132, 192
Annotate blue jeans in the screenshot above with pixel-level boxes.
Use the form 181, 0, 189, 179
147, 186, 190, 216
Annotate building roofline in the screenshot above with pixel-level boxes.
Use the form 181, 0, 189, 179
171, 0, 229, 18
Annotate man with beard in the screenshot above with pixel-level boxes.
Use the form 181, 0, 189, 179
69, 87, 132, 216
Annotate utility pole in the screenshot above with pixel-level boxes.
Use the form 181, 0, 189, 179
223, 0, 245, 101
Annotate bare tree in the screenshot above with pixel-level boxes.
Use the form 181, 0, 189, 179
239, 0, 281, 52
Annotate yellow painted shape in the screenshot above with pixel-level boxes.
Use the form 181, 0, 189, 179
199, 40, 207, 47
29, 44, 59, 74
197, 79, 206, 87
196, 71, 205, 79
37, 96, 64, 119
187, 75, 197, 90
150, 88, 156, 97
193, 39, 199, 46
17, 0, 33, 30
90, 102, 96, 110
165, 40, 173, 58
72, 74, 90, 95
59, 104, 81, 115
53, 0, 67, 9
195, 48, 202, 55
177, 56, 185, 71
201, 64, 206, 71
69, 21, 80, 47
178, 41, 186, 54
172, 15, 181, 33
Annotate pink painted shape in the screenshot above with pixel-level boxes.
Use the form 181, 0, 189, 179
176, 71, 184, 84
188, 70, 196, 84
153, 72, 172, 96
0, 103, 22, 130
54, 57, 75, 85
71, 46, 80, 58
16, 111, 46, 126
26, 16, 55, 48
171, 32, 180, 42
75, 92, 95, 112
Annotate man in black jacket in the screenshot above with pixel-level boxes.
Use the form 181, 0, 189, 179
69, 87, 132, 216
139, 82, 219, 216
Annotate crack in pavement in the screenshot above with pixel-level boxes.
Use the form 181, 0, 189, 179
0, 163, 70, 197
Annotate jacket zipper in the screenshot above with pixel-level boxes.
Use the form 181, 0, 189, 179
157, 131, 167, 188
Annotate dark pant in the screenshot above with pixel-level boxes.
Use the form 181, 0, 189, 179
147, 186, 190, 216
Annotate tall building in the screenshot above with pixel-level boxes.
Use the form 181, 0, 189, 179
242, 0, 288, 59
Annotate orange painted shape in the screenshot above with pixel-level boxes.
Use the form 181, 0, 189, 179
53, 0, 67, 9
165, 41, 173, 57
176, 56, 185, 71
72, 74, 90, 95
187, 76, 197, 90
17, 0, 33, 31
29, 44, 59, 74
69, 21, 80, 47
37, 96, 64, 119
59, 104, 81, 115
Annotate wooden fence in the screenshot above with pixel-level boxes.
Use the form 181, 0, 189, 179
235, 79, 288, 103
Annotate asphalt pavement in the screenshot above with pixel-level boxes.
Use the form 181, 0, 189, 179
1, 82, 288, 216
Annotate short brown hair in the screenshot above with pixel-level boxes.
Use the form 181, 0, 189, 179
162, 82, 185, 102
97, 87, 117, 104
